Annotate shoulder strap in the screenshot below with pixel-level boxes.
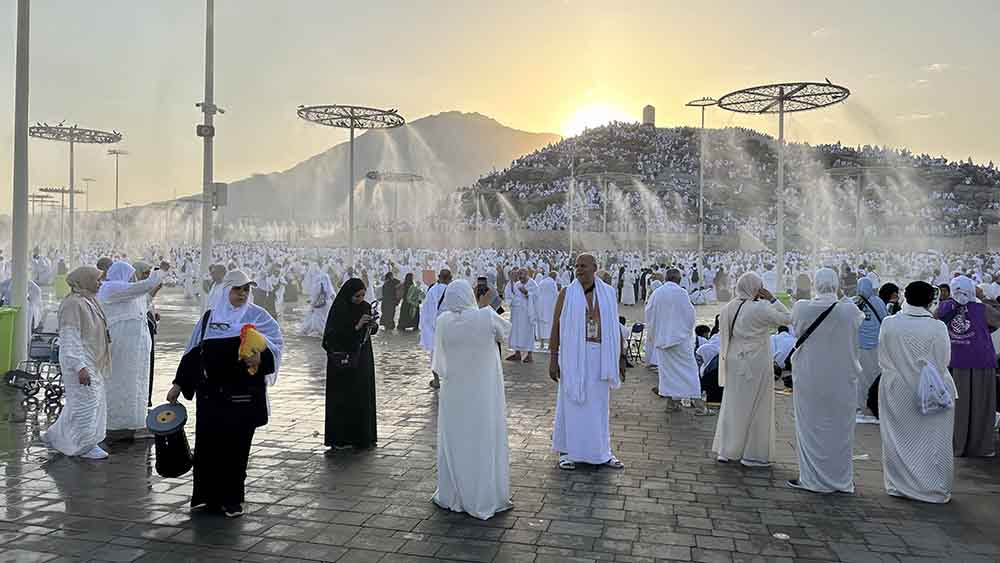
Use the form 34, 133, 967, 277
858, 295, 883, 323
729, 299, 747, 338
198, 310, 211, 345
790, 302, 838, 357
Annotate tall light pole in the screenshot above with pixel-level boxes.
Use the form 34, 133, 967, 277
685, 97, 717, 267
196, 0, 225, 303
297, 104, 405, 266
718, 81, 849, 292
9, 0, 30, 366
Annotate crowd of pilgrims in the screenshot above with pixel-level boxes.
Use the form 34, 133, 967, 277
423, 121, 1000, 241
5, 241, 999, 520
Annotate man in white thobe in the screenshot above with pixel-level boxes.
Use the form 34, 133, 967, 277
761, 264, 778, 295
203, 264, 227, 312
535, 272, 559, 349
549, 254, 625, 470
420, 268, 452, 389
505, 268, 538, 362
647, 268, 710, 413
787, 268, 864, 494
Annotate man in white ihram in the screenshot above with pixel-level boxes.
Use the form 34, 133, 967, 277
535, 271, 559, 350
420, 268, 452, 389
647, 268, 713, 415
505, 268, 538, 363
549, 254, 626, 471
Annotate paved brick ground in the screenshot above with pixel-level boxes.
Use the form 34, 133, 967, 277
0, 289, 998, 562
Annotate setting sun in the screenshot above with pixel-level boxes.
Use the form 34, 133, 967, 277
562, 103, 635, 137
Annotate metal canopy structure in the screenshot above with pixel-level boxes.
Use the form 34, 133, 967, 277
717, 81, 849, 291
298, 104, 405, 266
365, 170, 427, 249
685, 96, 718, 266
29, 123, 122, 250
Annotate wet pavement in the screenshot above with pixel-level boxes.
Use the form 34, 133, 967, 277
1, 288, 999, 562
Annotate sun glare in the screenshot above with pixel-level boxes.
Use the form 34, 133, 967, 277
562, 103, 634, 137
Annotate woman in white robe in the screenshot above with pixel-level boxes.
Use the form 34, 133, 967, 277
878, 281, 955, 503
301, 270, 334, 337
788, 268, 864, 493
42, 267, 112, 459
431, 280, 513, 520
712, 272, 790, 466
97, 261, 164, 436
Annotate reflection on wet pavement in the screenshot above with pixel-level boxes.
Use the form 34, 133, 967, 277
0, 288, 997, 562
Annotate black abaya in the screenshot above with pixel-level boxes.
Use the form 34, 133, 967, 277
174, 336, 274, 508
323, 283, 378, 449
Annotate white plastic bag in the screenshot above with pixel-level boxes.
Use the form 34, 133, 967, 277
918, 360, 954, 415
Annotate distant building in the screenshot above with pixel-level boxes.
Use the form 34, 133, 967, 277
642, 105, 655, 127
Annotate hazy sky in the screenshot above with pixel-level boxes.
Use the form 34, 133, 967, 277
2, 0, 998, 213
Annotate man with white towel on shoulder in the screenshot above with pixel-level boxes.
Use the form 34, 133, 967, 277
535, 272, 559, 350
548, 254, 626, 471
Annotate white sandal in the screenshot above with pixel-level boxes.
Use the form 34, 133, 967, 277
604, 456, 624, 469
558, 456, 576, 471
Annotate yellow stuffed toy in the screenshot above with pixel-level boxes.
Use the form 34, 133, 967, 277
239, 324, 268, 375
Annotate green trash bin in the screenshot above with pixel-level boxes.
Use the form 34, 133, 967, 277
0, 307, 19, 373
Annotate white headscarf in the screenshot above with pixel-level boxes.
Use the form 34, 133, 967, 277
205, 270, 256, 339
96, 261, 135, 301
813, 267, 839, 298
950, 275, 976, 306
441, 279, 477, 314
735, 272, 763, 301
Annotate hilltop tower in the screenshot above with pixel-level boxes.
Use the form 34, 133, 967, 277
642, 105, 655, 127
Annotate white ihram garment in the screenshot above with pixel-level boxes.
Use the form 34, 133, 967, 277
505, 280, 538, 352
301, 273, 334, 337
878, 304, 955, 503
791, 296, 864, 493
621, 272, 636, 306
552, 279, 621, 464
99, 267, 162, 431
535, 278, 558, 340
432, 281, 513, 520
420, 282, 449, 368
647, 282, 701, 399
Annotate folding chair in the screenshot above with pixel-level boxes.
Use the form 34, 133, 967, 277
626, 322, 645, 364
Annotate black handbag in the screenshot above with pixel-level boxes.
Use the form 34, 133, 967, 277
328, 351, 360, 369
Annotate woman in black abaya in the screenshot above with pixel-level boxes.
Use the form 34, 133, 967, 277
322, 278, 378, 452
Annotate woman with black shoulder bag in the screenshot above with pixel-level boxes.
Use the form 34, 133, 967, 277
322, 278, 379, 453
166, 269, 283, 518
